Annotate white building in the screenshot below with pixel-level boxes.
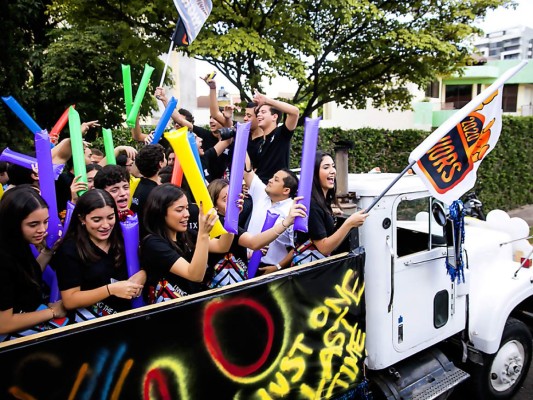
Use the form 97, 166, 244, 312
474, 25, 533, 60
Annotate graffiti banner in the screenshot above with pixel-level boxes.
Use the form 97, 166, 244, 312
0, 252, 366, 400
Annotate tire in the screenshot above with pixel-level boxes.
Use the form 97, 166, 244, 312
471, 317, 532, 399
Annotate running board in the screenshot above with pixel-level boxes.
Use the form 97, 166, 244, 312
370, 348, 470, 400
409, 368, 469, 400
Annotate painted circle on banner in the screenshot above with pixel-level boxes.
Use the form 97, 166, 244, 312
203, 298, 274, 378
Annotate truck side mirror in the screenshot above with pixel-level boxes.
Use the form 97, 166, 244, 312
432, 202, 447, 227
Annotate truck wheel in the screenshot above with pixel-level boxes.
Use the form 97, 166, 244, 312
473, 317, 532, 399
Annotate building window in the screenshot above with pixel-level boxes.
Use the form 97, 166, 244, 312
502, 84, 518, 112
445, 85, 472, 109
425, 81, 439, 98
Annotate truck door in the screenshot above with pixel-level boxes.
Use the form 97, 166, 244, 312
392, 195, 467, 353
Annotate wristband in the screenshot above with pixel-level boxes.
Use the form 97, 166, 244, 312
275, 263, 282, 270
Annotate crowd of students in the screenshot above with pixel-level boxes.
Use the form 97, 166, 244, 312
0, 77, 368, 341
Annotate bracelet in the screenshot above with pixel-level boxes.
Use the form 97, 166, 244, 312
106, 284, 111, 296
281, 219, 289, 228
275, 263, 282, 270
48, 306, 56, 319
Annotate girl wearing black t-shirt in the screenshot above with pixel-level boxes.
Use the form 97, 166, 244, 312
205, 179, 306, 287
140, 183, 233, 303
52, 190, 144, 321
0, 185, 67, 340
293, 151, 368, 266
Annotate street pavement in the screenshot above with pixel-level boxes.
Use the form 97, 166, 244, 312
508, 204, 533, 227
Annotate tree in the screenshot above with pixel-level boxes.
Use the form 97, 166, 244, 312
189, 0, 514, 122
0, 0, 174, 150
0, 0, 55, 150
1, 0, 514, 149
52, 0, 513, 124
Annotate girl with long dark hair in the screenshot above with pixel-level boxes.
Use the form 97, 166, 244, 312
140, 183, 233, 302
0, 185, 66, 340
52, 189, 144, 321
293, 151, 368, 265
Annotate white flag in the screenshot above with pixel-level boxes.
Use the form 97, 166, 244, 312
408, 61, 528, 204
172, 0, 213, 46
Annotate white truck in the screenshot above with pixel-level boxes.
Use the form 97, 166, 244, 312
0, 172, 531, 400
348, 171, 533, 399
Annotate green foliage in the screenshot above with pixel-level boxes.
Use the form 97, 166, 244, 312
1, 0, 513, 149
193, 0, 512, 123
0, 0, 54, 150
1, 0, 174, 151
40, 25, 161, 130
474, 116, 533, 211
289, 116, 533, 212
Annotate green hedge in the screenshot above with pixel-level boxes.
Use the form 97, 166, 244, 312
87, 117, 532, 211
289, 116, 533, 212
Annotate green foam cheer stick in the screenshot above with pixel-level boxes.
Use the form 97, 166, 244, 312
103, 128, 116, 165
68, 107, 88, 197
122, 64, 133, 117
126, 64, 154, 128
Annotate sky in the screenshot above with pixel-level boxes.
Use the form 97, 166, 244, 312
195, 0, 533, 99
476, 0, 533, 32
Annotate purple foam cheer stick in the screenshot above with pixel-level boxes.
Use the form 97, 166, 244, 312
0, 147, 64, 179
63, 201, 75, 233
294, 117, 321, 232
224, 121, 251, 234
30, 245, 60, 302
247, 210, 279, 279
42, 266, 60, 302
120, 213, 145, 308
35, 130, 63, 248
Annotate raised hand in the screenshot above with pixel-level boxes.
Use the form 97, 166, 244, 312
198, 205, 219, 237
284, 196, 307, 226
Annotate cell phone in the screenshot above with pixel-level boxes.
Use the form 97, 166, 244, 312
207, 71, 217, 80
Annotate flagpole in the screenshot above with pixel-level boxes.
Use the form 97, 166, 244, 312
363, 162, 415, 213
159, 21, 181, 88
365, 60, 528, 213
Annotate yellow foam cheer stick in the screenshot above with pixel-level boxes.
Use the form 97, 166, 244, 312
165, 127, 226, 238
128, 176, 140, 208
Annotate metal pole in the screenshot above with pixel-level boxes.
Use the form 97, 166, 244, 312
159, 21, 182, 88
159, 40, 175, 88
335, 146, 349, 197
363, 161, 415, 213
